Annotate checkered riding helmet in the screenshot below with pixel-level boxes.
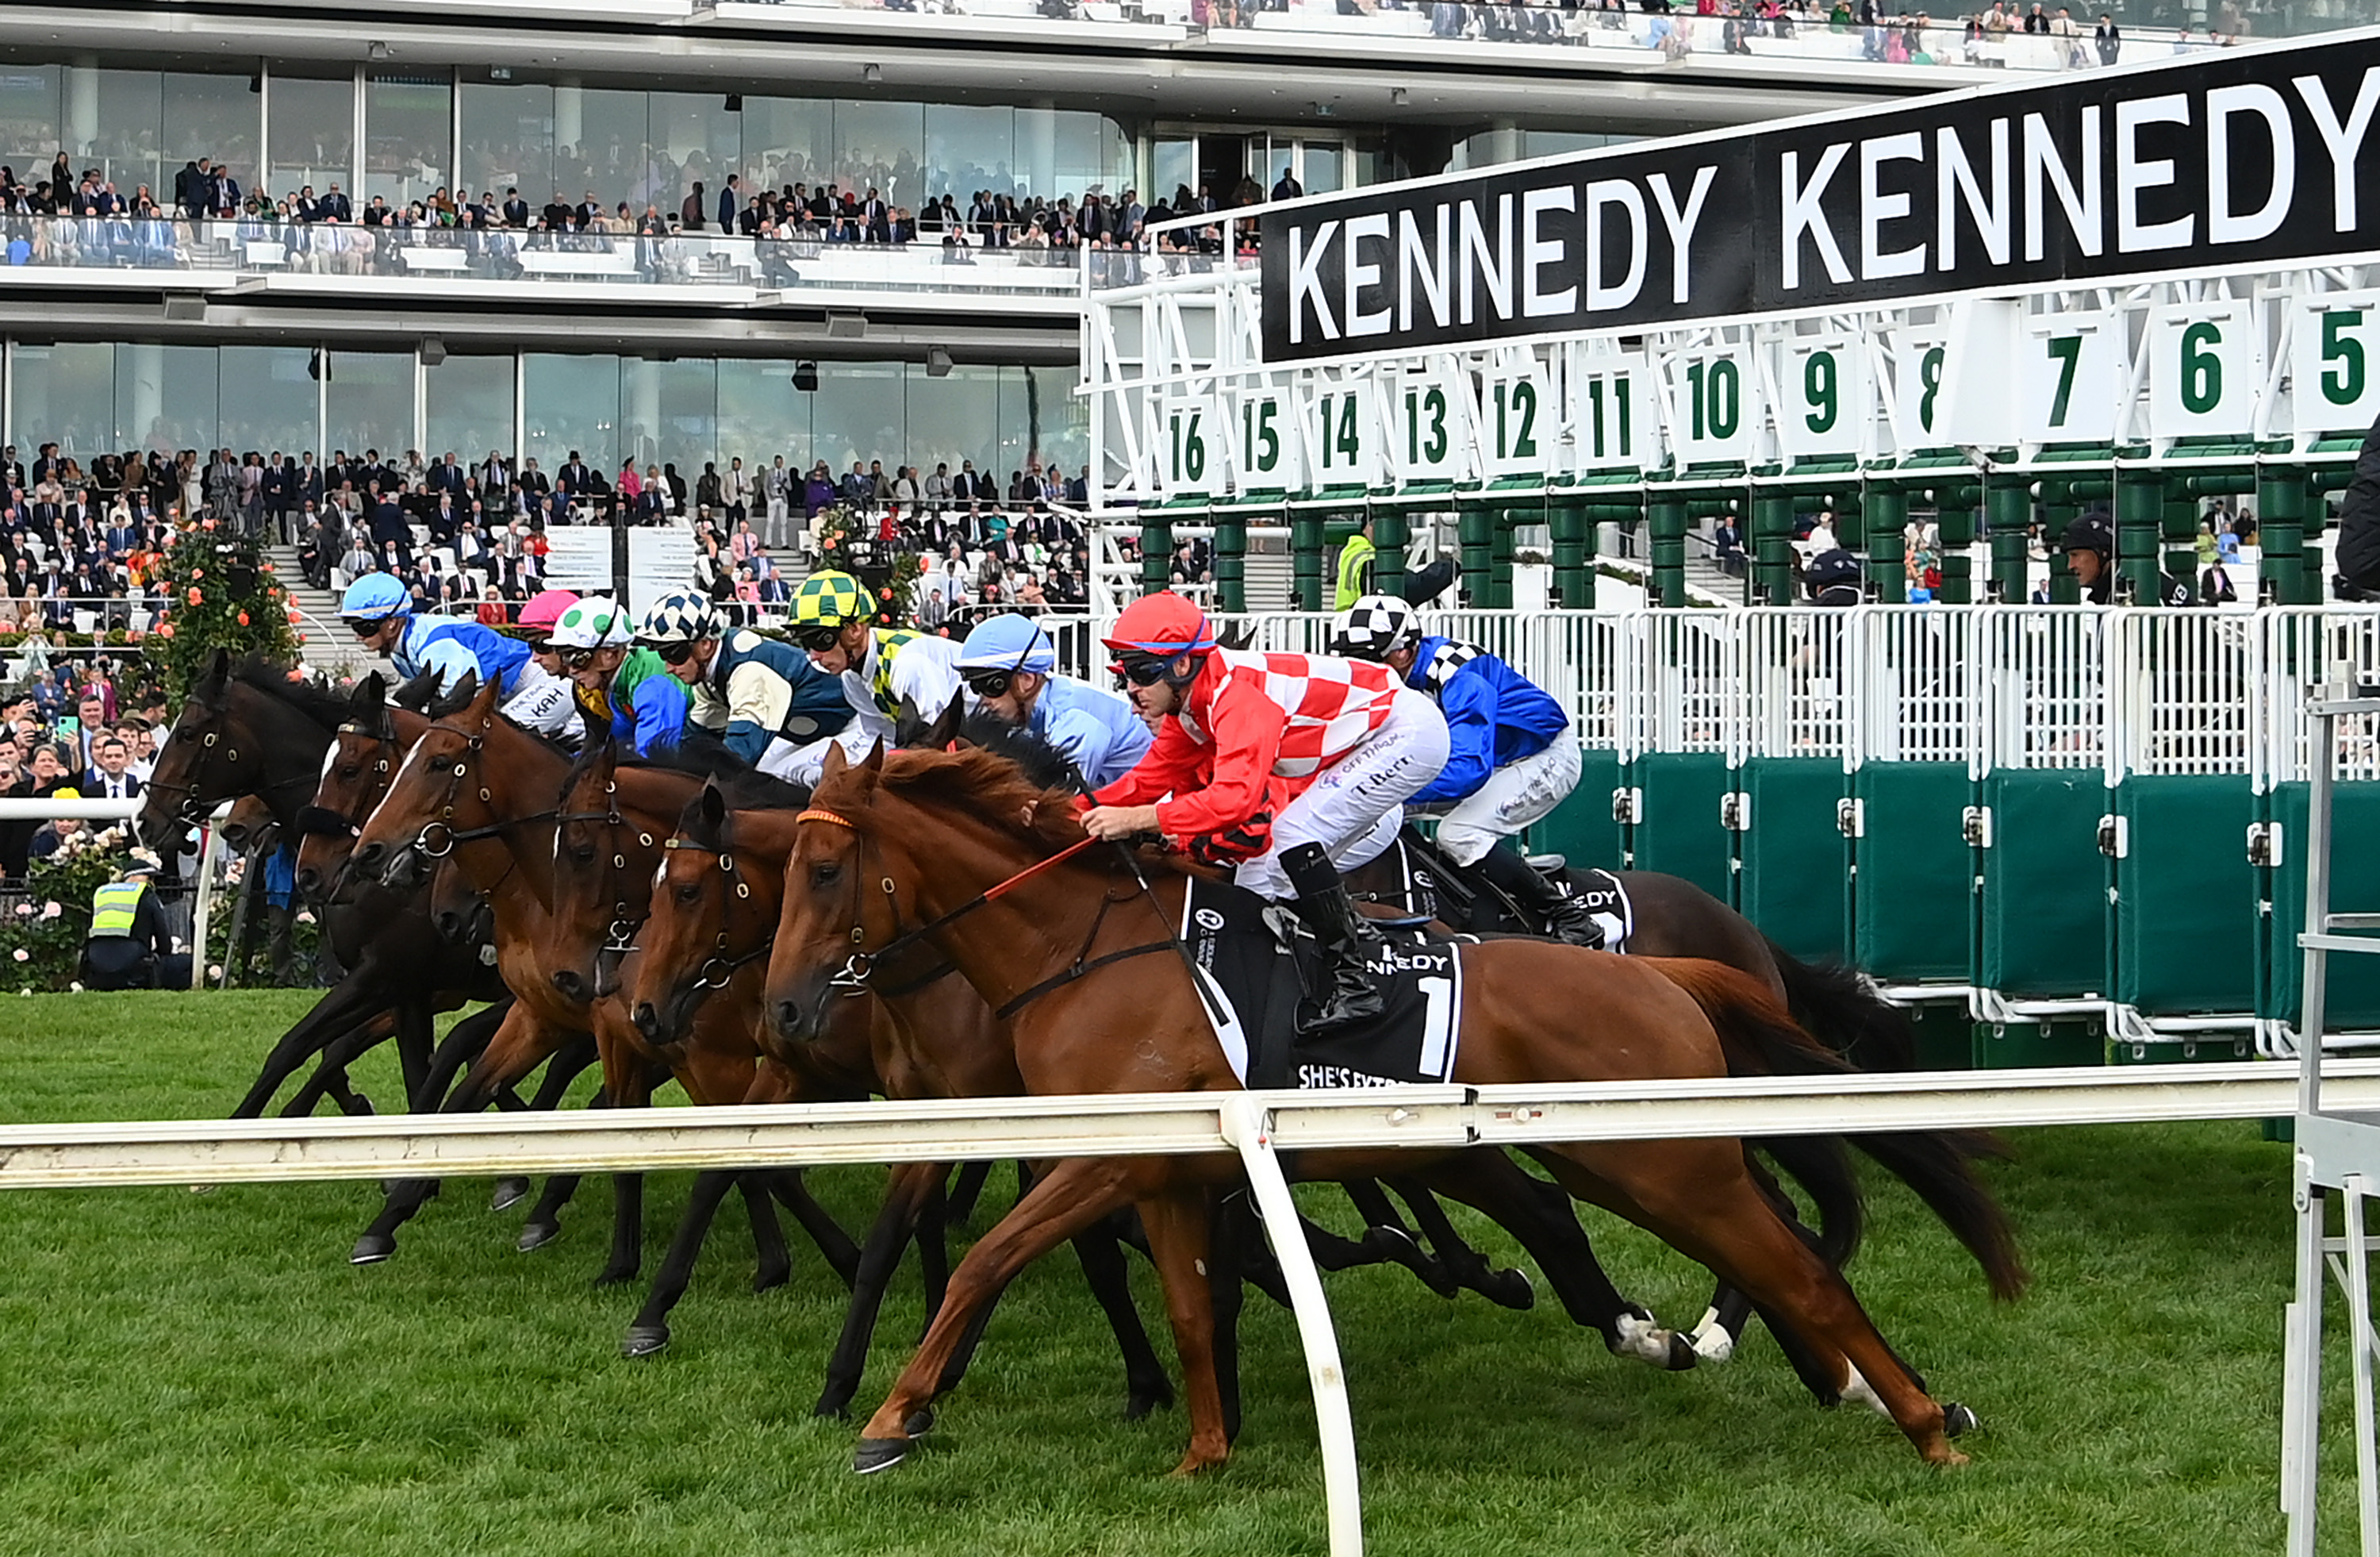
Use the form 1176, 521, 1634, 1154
638, 589, 719, 645
1332, 594, 1418, 661
792, 569, 871, 629
548, 594, 634, 651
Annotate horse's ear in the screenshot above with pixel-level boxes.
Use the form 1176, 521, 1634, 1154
921, 696, 964, 752
356, 672, 386, 715
197, 648, 232, 705
390, 668, 439, 712
860, 736, 885, 774
699, 778, 727, 830
820, 741, 850, 784
467, 673, 498, 717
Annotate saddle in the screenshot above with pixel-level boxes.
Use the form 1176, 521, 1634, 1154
1378, 828, 1633, 953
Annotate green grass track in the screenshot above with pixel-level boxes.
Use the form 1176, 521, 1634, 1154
0, 991, 2353, 1555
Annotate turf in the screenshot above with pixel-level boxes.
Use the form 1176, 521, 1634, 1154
0, 990, 2355, 1555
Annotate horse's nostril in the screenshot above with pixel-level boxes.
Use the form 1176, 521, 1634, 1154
774, 999, 803, 1036
631, 1002, 661, 1042
551, 969, 585, 1001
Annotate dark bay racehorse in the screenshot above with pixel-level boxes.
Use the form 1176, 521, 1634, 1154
766, 739, 2025, 1474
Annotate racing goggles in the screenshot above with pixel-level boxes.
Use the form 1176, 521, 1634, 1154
1109, 652, 1177, 688
962, 669, 1019, 698
791, 623, 847, 652
644, 639, 699, 666
344, 617, 386, 638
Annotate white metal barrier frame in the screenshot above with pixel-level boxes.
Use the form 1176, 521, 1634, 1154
6, 1061, 2380, 1556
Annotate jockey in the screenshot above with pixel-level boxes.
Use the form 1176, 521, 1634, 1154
339, 572, 578, 739
955, 613, 1151, 787
789, 569, 965, 751
1334, 594, 1600, 947
1084, 590, 1450, 1031
549, 594, 689, 757
517, 589, 579, 681
637, 588, 850, 778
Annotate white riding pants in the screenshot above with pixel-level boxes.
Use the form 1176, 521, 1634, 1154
1411, 739, 1583, 867
1234, 687, 1451, 900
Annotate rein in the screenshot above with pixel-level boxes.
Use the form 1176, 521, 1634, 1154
148, 721, 321, 827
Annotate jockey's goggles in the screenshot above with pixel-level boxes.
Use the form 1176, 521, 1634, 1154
344, 617, 384, 638
1110, 652, 1179, 687
791, 623, 846, 652
962, 669, 1020, 698
644, 639, 699, 666
561, 647, 606, 670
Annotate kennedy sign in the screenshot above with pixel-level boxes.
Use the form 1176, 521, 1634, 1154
1260, 29, 2380, 362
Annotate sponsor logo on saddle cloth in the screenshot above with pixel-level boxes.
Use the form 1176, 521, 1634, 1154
1176, 878, 1467, 1091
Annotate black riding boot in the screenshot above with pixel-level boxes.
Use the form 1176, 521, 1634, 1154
1281, 841, 1386, 1032
1472, 844, 1604, 948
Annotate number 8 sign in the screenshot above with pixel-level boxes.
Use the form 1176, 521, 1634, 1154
2293, 294, 2380, 432
2148, 302, 2260, 438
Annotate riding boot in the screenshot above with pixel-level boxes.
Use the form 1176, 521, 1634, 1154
1280, 841, 1386, 1033
1471, 844, 1604, 949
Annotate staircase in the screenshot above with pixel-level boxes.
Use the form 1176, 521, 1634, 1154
266, 546, 371, 679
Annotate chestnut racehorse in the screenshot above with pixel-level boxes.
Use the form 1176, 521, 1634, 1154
766, 739, 2025, 1475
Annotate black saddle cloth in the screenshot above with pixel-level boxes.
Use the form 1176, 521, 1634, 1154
1177, 878, 1467, 1091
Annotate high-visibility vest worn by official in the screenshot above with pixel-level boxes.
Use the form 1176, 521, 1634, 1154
1334, 532, 1376, 612
90, 880, 144, 938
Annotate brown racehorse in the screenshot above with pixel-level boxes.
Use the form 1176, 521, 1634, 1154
611, 761, 1173, 1419
766, 740, 2025, 1475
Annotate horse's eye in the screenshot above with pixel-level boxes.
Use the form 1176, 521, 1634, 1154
676, 883, 702, 905
571, 844, 596, 864
336, 766, 359, 782
812, 861, 841, 887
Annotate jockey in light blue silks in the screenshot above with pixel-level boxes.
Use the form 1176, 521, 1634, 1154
954, 613, 1152, 787
339, 572, 578, 739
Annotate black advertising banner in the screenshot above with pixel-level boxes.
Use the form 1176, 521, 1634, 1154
1258, 29, 2380, 362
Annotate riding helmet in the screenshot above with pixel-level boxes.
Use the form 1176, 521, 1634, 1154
1333, 594, 1419, 660
548, 595, 634, 651
637, 589, 719, 644
339, 572, 411, 623
957, 613, 1058, 675
792, 569, 872, 629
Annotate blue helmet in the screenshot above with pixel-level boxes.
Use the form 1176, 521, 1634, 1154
340, 572, 412, 622
957, 613, 1056, 675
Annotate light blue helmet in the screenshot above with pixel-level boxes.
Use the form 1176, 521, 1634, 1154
339, 572, 411, 622
957, 613, 1056, 675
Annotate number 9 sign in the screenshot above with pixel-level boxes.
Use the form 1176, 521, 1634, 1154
2148, 302, 2259, 438
2293, 294, 2380, 432
1777, 335, 1867, 458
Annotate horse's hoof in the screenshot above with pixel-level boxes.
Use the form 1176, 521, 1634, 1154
1610, 1310, 1682, 1369
490, 1178, 530, 1212
1479, 1267, 1535, 1311
1124, 1384, 1174, 1421
349, 1233, 395, 1266
516, 1221, 560, 1253
620, 1325, 670, 1359
753, 1265, 791, 1295
1943, 1401, 1979, 1439
1687, 1309, 1737, 1365
854, 1437, 910, 1475
592, 1266, 637, 1289
903, 1406, 936, 1437
1664, 1333, 1700, 1371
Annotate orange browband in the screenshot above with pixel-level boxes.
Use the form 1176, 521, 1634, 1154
797, 808, 855, 829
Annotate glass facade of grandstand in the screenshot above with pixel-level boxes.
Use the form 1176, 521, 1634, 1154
0, 345, 1088, 494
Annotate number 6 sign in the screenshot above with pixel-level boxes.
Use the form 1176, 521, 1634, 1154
2149, 302, 2260, 438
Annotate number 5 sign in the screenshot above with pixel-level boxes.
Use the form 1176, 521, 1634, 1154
2292, 294, 2380, 433
2148, 302, 2261, 438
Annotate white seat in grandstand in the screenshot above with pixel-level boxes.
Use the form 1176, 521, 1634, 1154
243, 240, 287, 267
516, 248, 640, 279
399, 248, 471, 273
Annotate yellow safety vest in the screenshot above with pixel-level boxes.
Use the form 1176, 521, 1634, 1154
90, 881, 144, 939
1334, 532, 1376, 611
868, 629, 924, 717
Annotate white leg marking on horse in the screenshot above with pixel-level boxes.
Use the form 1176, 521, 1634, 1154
1841, 1363, 1893, 1420
1613, 1311, 1675, 1367
1688, 1306, 1735, 1363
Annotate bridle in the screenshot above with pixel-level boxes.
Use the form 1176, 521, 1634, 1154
405, 706, 567, 863
554, 771, 654, 996
148, 712, 319, 828
291, 715, 398, 840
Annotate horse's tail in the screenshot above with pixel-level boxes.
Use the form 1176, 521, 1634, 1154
1767, 942, 1919, 1072
1647, 957, 2032, 1303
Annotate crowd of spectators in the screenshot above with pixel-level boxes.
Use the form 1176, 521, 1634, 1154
0, 659, 166, 883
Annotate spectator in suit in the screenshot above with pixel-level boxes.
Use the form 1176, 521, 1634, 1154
82, 733, 140, 800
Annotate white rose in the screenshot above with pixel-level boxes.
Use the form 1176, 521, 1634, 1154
205, 964, 223, 980
10, 948, 26, 962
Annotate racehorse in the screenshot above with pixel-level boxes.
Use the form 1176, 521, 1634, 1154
138, 652, 515, 1121
766, 737, 2025, 1474
343, 679, 854, 1286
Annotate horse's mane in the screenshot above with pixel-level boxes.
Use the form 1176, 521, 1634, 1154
951, 708, 1087, 793
877, 742, 1088, 854
604, 735, 814, 810
228, 654, 351, 732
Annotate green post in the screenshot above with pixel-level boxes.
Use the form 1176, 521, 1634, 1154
1985, 477, 2030, 602
1865, 486, 1906, 602
1490, 502, 1522, 609
1212, 511, 1247, 613
1141, 509, 1172, 595
1833, 487, 1864, 552
1752, 491, 1794, 606
2259, 466, 2309, 605
1371, 506, 1407, 601
2114, 468, 2162, 605
1290, 508, 1326, 611
1935, 491, 1975, 605
1458, 501, 1495, 608
2162, 490, 2202, 605
1549, 497, 1592, 609
1648, 496, 1687, 609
